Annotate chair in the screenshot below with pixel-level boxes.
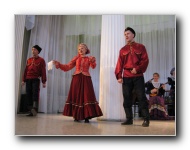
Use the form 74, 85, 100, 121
132, 101, 139, 118
164, 90, 175, 116
132, 93, 140, 118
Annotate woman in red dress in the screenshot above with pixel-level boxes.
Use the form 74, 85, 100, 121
53, 43, 103, 123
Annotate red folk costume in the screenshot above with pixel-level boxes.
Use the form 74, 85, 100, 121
22, 55, 46, 114
23, 56, 47, 84
115, 41, 149, 79
55, 55, 103, 120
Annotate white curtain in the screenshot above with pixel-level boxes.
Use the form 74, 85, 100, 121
15, 15, 26, 113
26, 15, 101, 113
99, 15, 126, 120
125, 15, 175, 89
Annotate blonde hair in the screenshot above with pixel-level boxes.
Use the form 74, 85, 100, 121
78, 43, 90, 54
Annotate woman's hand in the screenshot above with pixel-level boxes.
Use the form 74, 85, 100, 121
52, 60, 56, 65
53, 60, 60, 68
89, 56, 96, 63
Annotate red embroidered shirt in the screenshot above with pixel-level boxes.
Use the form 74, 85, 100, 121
22, 56, 47, 83
115, 42, 149, 79
55, 55, 96, 76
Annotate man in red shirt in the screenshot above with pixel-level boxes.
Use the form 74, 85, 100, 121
115, 27, 150, 127
22, 45, 46, 116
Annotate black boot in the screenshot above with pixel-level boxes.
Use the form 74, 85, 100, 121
141, 109, 150, 127
26, 101, 38, 117
26, 108, 37, 117
31, 101, 38, 116
31, 108, 37, 116
26, 112, 33, 116
121, 118, 133, 125
142, 119, 149, 127
84, 118, 89, 123
122, 107, 133, 125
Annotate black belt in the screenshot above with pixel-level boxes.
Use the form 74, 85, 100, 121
124, 68, 132, 70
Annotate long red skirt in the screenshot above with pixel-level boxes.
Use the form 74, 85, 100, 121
63, 73, 103, 120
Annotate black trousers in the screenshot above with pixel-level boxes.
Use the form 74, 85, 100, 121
122, 76, 149, 120
25, 78, 40, 111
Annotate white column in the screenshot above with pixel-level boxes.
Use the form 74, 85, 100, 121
98, 15, 126, 121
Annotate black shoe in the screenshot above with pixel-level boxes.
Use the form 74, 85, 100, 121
121, 119, 133, 125
84, 118, 89, 123
142, 120, 149, 127
26, 112, 33, 116
74, 119, 79, 122
31, 108, 37, 116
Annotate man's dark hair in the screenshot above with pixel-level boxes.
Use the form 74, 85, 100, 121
124, 27, 136, 37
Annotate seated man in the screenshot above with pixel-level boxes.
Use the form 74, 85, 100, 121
167, 67, 175, 116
